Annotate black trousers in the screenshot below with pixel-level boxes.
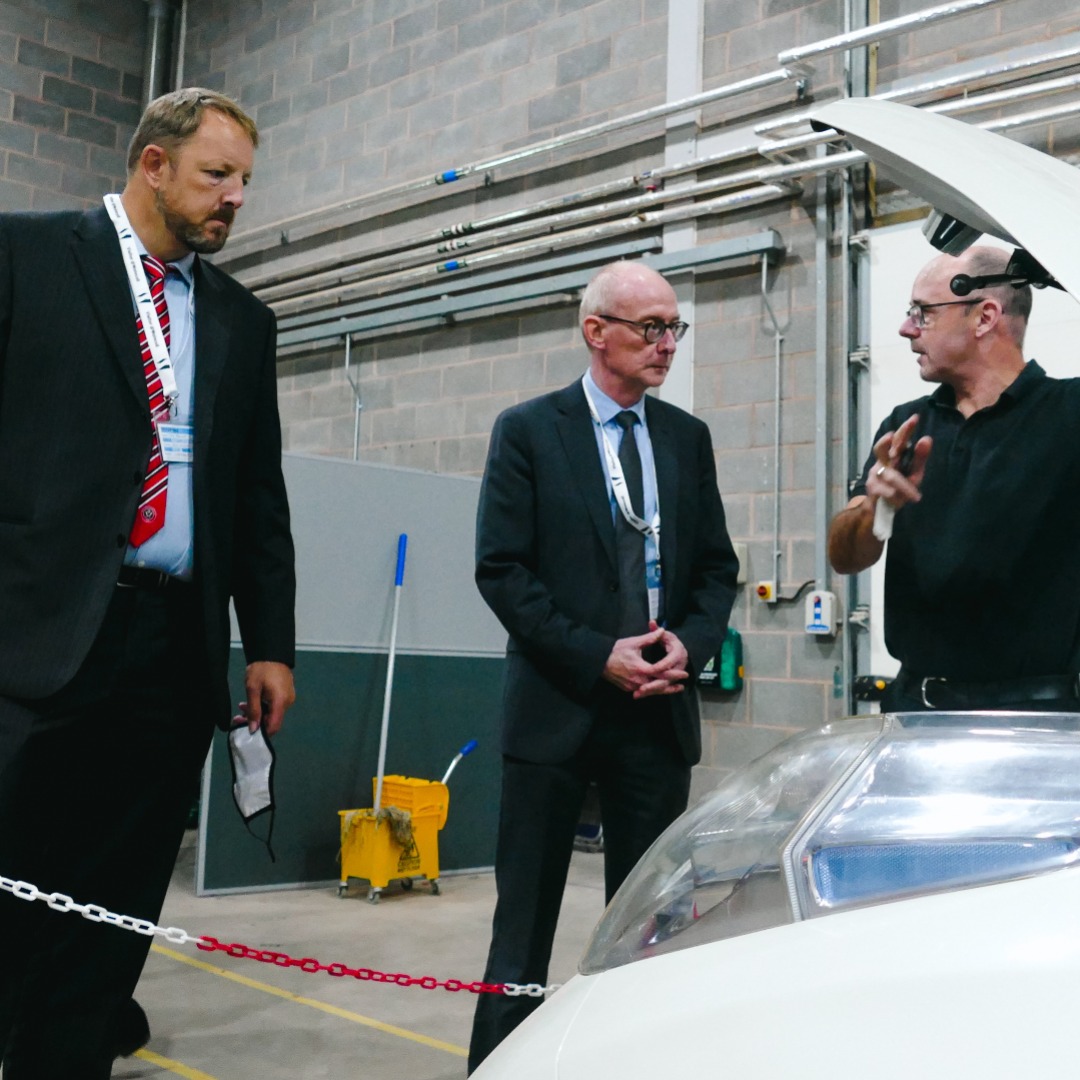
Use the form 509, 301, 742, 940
0, 583, 214, 1079
467, 689, 691, 1074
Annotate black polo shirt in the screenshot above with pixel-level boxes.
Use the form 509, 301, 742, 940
854, 361, 1080, 680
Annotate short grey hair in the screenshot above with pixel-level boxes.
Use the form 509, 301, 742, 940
962, 246, 1032, 322
127, 87, 258, 173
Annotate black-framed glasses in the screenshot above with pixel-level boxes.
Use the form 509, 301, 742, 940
597, 313, 689, 343
906, 298, 983, 328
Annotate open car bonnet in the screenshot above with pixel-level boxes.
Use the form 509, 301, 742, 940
809, 98, 1080, 301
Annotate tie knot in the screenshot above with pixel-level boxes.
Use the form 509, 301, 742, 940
141, 254, 167, 284
614, 410, 638, 432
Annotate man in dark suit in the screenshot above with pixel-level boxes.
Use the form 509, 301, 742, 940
468, 260, 738, 1071
0, 88, 295, 1077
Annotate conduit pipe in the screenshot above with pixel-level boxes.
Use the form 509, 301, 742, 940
761, 255, 785, 593
758, 65, 1080, 137
978, 96, 1080, 133
244, 138, 777, 296
260, 150, 862, 309
271, 183, 801, 319
267, 92, 1080, 326
250, 64, 1080, 304
778, 0, 1010, 65
876, 41, 1080, 104
229, 0, 1033, 271
224, 67, 804, 262
174, 0, 187, 88
142, 0, 177, 105
813, 144, 830, 590
925, 73, 1080, 116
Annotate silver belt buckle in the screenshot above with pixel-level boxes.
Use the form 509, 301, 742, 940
921, 676, 946, 709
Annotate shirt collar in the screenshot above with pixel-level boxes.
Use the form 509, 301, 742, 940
583, 370, 646, 426
930, 359, 1044, 412
130, 232, 196, 287
1001, 359, 1045, 402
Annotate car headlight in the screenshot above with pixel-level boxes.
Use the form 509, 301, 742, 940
581, 717, 883, 974
582, 712, 1080, 976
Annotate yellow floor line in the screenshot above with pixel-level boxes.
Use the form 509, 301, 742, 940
150, 944, 469, 1057
134, 1046, 220, 1079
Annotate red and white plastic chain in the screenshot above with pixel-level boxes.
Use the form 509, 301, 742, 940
0, 874, 553, 998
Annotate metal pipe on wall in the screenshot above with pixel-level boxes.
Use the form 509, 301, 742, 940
225, 66, 804, 262
174, 0, 187, 89
257, 150, 862, 308
760, 257, 785, 592
142, 0, 177, 105
778, 0, 1010, 65
273, 182, 800, 321
838, 0, 870, 713
758, 62, 1080, 136
228, 0, 1049, 281
248, 52, 1080, 307
265, 89, 1080, 336
877, 41, 1080, 104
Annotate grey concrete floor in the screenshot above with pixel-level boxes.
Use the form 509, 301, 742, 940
114, 832, 607, 1080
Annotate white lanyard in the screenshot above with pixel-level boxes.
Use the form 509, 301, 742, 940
103, 193, 179, 405
581, 377, 661, 546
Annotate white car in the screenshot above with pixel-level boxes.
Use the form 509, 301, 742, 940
476, 710, 1080, 1077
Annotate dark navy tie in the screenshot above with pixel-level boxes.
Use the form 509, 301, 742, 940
614, 411, 648, 636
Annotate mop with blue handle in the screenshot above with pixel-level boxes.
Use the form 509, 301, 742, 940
441, 739, 478, 783
373, 533, 407, 814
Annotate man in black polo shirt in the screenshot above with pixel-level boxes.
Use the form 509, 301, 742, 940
829, 244, 1080, 712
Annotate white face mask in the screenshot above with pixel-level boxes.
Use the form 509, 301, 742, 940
227, 723, 277, 861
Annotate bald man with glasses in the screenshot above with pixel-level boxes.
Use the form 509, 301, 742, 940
829, 244, 1080, 713
468, 260, 737, 1072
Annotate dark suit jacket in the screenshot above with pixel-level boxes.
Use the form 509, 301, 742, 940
475, 379, 737, 765
0, 206, 295, 722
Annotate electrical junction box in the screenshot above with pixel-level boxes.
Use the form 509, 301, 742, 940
805, 590, 837, 635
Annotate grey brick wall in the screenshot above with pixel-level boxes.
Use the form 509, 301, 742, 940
0, 1, 144, 211
183, 0, 670, 229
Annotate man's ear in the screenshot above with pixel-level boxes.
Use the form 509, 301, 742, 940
582, 315, 606, 351
973, 296, 1003, 338
138, 143, 170, 191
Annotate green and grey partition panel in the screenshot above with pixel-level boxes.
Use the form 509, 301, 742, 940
197, 453, 507, 894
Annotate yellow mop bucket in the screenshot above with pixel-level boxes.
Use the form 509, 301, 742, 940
337, 743, 476, 903
338, 776, 449, 901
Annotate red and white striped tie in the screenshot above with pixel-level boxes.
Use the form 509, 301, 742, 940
129, 255, 171, 546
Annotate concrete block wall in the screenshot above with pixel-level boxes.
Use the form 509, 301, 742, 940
183, 0, 672, 231
0, 0, 144, 212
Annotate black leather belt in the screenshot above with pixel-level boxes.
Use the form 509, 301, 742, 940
116, 565, 186, 590
895, 669, 1080, 709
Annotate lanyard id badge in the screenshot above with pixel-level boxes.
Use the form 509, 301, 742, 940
581, 378, 664, 618
102, 193, 179, 407
157, 421, 194, 463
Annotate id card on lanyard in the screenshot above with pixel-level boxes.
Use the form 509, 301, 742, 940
581, 377, 664, 622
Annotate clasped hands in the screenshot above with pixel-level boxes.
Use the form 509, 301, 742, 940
603, 619, 689, 699
866, 413, 933, 512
